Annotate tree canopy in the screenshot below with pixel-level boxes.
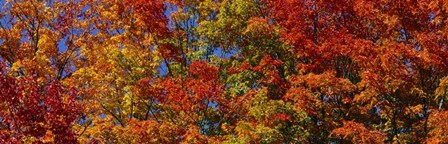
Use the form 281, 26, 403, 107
0, 0, 448, 143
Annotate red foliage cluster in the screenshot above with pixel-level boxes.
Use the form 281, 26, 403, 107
0, 64, 80, 143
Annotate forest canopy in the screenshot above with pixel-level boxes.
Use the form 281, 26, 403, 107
0, 0, 448, 143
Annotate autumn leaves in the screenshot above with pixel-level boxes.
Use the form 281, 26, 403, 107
1, 0, 448, 143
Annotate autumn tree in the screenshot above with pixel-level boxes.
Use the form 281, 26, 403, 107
271, 0, 448, 143
0, 0, 83, 143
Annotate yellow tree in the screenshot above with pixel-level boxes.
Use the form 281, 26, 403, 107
64, 0, 174, 142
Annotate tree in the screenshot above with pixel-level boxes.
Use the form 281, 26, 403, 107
271, 0, 448, 143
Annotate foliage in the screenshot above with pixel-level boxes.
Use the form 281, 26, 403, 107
0, 0, 448, 143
